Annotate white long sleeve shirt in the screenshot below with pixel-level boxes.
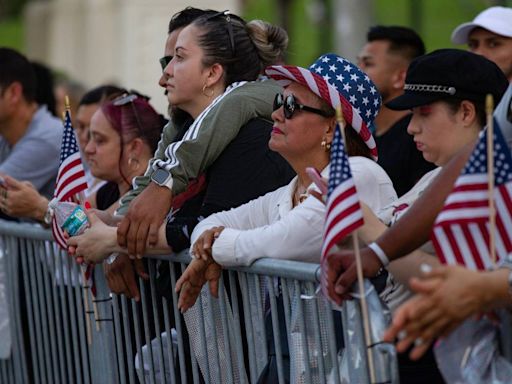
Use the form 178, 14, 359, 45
190, 157, 397, 267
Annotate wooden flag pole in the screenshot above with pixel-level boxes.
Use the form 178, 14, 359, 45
486, 94, 497, 265
65, 95, 100, 332
336, 107, 376, 383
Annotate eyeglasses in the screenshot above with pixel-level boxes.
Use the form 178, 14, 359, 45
204, 10, 236, 56
159, 55, 173, 71
273, 93, 334, 120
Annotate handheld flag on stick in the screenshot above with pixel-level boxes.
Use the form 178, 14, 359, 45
51, 97, 88, 249
321, 112, 364, 260
431, 116, 512, 270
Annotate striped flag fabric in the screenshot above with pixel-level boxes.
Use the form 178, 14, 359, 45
51, 109, 88, 249
321, 122, 364, 260
431, 119, 512, 270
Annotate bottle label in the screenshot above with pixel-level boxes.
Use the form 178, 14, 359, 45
61, 206, 88, 236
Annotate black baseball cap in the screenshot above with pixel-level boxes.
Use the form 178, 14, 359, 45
386, 49, 508, 110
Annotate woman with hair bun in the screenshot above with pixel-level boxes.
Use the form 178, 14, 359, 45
114, 10, 295, 261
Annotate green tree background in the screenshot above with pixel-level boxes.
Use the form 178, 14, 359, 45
1, 0, 510, 65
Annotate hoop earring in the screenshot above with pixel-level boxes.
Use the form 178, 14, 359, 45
202, 84, 214, 97
321, 139, 331, 152
128, 157, 140, 171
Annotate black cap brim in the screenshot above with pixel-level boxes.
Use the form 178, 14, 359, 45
386, 92, 447, 110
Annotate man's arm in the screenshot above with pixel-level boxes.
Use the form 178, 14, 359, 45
117, 81, 282, 257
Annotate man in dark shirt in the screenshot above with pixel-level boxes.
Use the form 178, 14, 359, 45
358, 26, 435, 196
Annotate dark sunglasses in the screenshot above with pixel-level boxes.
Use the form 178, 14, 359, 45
159, 55, 173, 71
205, 10, 236, 56
273, 93, 334, 120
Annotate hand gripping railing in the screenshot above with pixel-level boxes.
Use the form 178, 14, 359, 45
1, 220, 399, 384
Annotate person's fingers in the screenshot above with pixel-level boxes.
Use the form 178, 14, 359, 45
415, 316, 450, 348
116, 217, 131, 248
209, 278, 219, 298
134, 259, 148, 279
133, 221, 150, 258
146, 222, 159, 249
408, 337, 434, 361
66, 234, 78, 247
85, 209, 99, 225
334, 263, 357, 297
106, 271, 129, 297
408, 276, 442, 295
2, 174, 23, 189
122, 268, 140, 301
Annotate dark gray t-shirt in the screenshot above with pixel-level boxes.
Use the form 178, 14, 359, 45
0, 105, 63, 198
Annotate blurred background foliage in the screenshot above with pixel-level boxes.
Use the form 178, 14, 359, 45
0, 0, 510, 66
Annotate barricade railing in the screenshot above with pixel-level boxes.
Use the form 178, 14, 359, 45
0, 220, 398, 384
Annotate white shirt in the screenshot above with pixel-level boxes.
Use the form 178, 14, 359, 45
190, 157, 397, 267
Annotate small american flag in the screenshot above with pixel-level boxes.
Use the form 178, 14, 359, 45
431, 119, 512, 270
321, 121, 364, 260
51, 108, 88, 249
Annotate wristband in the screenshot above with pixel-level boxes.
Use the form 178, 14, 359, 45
368, 242, 390, 267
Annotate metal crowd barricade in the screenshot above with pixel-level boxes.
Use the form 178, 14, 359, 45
0, 220, 398, 384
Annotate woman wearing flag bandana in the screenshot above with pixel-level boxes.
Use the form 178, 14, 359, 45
173, 53, 395, 382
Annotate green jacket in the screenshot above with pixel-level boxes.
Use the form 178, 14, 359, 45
116, 79, 281, 215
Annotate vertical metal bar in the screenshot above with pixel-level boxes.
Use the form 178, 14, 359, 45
325, 301, 341, 384
227, 270, 246, 383
72, 261, 91, 384
205, 288, 222, 383
168, 262, 187, 383
148, 261, 166, 384
111, 295, 127, 384
46, 243, 68, 384
6, 236, 28, 384
54, 244, 74, 383
139, 276, 156, 384
267, 276, 285, 384
217, 277, 234, 384
0, 360, 7, 384
37, 242, 60, 384
238, 273, 257, 383
294, 280, 312, 383
252, 274, 268, 364
7, 360, 14, 384
307, 282, 326, 384
195, 284, 211, 384
131, 298, 146, 384
121, 295, 136, 384
24, 240, 47, 383
280, 279, 292, 340
62, 254, 83, 384
70, 263, 91, 383
162, 298, 177, 384
30, 240, 53, 384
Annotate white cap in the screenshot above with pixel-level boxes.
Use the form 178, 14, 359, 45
451, 6, 512, 44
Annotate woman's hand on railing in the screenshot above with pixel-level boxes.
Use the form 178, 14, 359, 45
175, 258, 222, 313
67, 210, 119, 264
191, 226, 225, 261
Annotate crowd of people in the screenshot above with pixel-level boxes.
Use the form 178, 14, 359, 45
1, 4, 512, 383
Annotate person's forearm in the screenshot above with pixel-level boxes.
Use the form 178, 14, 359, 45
388, 251, 440, 288
377, 143, 473, 261
482, 269, 512, 311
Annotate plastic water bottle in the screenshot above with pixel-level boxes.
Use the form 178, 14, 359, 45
48, 198, 89, 236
